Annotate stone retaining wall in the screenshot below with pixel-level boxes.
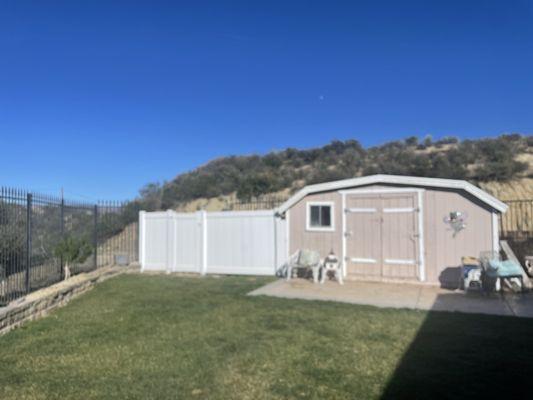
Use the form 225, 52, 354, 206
0, 265, 130, 336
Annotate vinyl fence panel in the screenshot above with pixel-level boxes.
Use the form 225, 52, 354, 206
207, 211, 276, 275
139, 209, 287, 276
141, 211, 169, 271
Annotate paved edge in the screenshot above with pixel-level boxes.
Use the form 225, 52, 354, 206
248, 279, 533, 318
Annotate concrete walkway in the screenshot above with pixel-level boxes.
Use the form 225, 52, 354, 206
249, 278, 533, 318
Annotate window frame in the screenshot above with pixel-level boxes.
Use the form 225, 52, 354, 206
306, 201, 335, 232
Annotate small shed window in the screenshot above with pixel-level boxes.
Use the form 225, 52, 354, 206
306, 202, 335, 231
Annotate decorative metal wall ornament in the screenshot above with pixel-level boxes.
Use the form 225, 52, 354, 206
443, 211, 468, 237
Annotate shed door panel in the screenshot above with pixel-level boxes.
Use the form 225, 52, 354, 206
345, 193, 419, 280
345, 196, 381, 276
381, 194, 418, 279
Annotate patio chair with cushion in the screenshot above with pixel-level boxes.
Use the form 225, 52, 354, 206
479, 251, 524, 292
286, 249, 321, 283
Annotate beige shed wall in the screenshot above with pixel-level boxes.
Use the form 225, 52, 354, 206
288, 192, 343, 259
287, 184, 496, 286
423, 189, 494, 285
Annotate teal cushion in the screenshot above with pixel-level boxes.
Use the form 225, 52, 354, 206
487, 260, 523, 277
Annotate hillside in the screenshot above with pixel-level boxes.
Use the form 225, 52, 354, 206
135, 134, 533, 212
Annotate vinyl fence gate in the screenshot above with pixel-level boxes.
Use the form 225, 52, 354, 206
139, 210, 287, 276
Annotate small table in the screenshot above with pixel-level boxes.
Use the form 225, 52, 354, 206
484, 266, 524, 292
493, 274, 524, 292
320, 259, 343, 285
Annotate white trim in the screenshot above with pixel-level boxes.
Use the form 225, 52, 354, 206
342, 193, 347, 277
383, 207, 417, 213
346, 207, 377, 213
417, 190, 426, 282
306, 201, 335, 232
277, 174, 507, 214
492, 212, 500, 253
351, 257, 377, 264
384, 258, 417, 265
340, 187, 424, 195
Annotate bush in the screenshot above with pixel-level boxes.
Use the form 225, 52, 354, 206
435, 136, 459, 146
54, 237, 93, 267
475, 160, 528, 182
404, 136, 419, 147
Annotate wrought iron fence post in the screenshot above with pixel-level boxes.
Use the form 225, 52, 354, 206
25, 193, 32, 293
94, 204, 98, 268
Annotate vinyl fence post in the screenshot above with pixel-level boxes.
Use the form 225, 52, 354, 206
25, 193, 32, 294
166, 210, 174, 274
201, 210, 207, 275
139, 211, 146, 272
273, 212, 278, 274
93, 205, 98, 268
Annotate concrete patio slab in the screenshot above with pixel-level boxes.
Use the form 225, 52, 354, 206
249, 279, 533, 318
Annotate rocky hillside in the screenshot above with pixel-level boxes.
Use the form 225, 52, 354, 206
135, 134, 533, 212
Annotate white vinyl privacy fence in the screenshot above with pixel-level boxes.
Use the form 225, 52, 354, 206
139, 210, 287, 276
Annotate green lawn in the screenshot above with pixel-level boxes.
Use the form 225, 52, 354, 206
0, 275, 532, 399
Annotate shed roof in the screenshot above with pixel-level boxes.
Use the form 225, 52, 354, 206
277, 174, 508, 213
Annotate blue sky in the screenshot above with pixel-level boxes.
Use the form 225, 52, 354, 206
1, 1, 532, 200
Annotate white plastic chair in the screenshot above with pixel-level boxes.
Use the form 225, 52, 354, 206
286, 249, 321, 283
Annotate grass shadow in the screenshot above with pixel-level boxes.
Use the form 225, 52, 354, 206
381, 292, 533, 399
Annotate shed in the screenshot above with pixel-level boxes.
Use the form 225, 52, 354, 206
277, 175, 508, 286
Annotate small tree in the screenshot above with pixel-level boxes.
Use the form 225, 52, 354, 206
54, 237, 93, 279
404, 136, 419, 147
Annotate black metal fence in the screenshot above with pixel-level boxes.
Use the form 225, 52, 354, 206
224, 195, 289, 211
0, 187, 138, 305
